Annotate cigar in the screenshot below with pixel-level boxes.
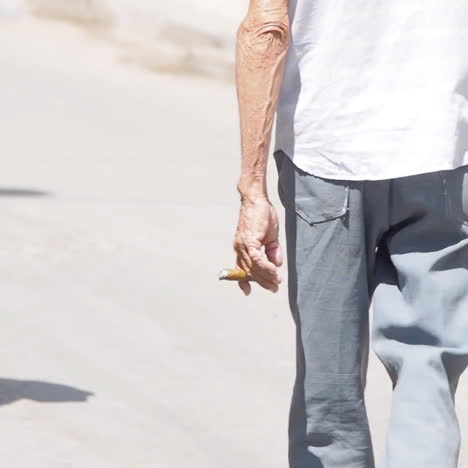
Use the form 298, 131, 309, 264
218, 268, 252, 282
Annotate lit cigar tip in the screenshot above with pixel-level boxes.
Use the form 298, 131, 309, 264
218, 269, 230, 280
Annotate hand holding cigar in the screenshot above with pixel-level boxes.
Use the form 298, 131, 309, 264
229, 197, 283, 295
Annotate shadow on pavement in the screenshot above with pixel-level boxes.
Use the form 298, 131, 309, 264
0, 188, 51, 197
0, 378, 93, 406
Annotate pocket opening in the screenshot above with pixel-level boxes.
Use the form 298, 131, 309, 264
440, 166, 468, 227
275, 150, 350, 225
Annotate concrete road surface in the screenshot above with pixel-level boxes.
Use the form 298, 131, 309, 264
0, 14, 467, 468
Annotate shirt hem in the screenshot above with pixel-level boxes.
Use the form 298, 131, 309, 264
275, 146, 468, 181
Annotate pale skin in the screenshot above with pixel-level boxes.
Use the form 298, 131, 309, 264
234, 0, 290, 295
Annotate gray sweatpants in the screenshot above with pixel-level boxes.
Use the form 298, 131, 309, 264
274, 150, 468, 468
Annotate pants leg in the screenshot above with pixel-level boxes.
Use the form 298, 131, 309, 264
372, 167, 468, 468
275, 152, 385, 468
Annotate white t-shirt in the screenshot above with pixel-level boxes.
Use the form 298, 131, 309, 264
275, 1, 468, 180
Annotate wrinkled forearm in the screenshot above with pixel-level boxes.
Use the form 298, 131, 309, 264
236, 1, 289, 201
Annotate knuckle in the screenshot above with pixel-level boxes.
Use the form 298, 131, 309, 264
256, 278, 270, 289
249, 252, 262, 264
233, 239, 242, 251
250, 273, 262, 285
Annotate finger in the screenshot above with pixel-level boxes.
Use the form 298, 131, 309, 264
236, 255, 252, 295
238, 280, 251, 296
238, 253, 277, 292
238, 246, 279, 292
236, 254, 252, 278
251, 272, 279, 292
265, 239, 283, 268
250, 260, 278, 285
247, 246, 281, 284
234, 241, 253, 273
248, 255, 281, 289
247, 262, 279, 292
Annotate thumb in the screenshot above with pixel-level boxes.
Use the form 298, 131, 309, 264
265, 239, 283, 268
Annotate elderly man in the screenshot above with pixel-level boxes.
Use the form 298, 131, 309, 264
233, 0, 468, 467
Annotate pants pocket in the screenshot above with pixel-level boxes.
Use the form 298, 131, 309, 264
274, 150, 350, 225
440, 165, 468, 226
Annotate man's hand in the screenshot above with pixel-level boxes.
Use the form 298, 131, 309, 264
233, 0, 288, 296
233, 197, 283, 295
